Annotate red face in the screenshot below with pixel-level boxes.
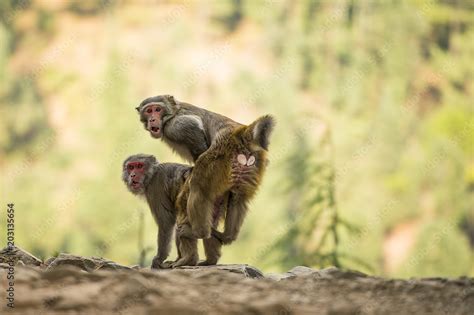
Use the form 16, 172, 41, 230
142, 104, 163, 138
126, 161, 146, 190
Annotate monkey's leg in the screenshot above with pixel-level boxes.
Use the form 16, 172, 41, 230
199, 236, 222, 266
219, 194, 249, 245
186, 188, 214, 239
187, 152, 229, 239
171, 236, 198, 268
173, 223, 220, 267
198, 192, 228, 265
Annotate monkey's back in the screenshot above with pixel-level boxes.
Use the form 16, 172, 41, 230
177, 102, 242, 144
199, 124, 269, 198
146, 163, 192, 221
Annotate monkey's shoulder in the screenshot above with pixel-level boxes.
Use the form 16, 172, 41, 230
163, 110, 208, 144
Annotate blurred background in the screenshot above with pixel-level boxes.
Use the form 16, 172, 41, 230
0, 0, 472, 277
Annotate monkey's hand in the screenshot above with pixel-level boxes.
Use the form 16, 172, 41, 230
211, 229, 224, 244
176, 224, 195, 239
211, 229, 236, 245
190, 226, 211, 239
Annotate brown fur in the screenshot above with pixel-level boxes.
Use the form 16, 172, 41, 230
177, 116, 273, 261
137, 95, 275, 247
123, 155, 227, 267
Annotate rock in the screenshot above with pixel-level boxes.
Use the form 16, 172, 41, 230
316, 266, 368, 279
0, 263, 11, 269
265, 272, 296, 281
266, 265, 316, 281
266, 266, 368, 281
96, 262, 133, 271
46, 254, 99, 271
46, 253, 131, 272
14, 266, 41, 282
0, 246, 42, 266
44, 256, 57, 265
43, 265, 92, 281
2, 261, 473, 314
288, 265, 315, 275
175, 264, 264, 279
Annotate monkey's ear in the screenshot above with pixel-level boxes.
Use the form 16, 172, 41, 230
166, 95, 177, 105
135, 106, 140, 112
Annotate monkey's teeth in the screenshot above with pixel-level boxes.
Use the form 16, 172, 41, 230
237, 154, 247, 165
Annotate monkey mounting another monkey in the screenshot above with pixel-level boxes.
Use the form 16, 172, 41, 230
136, 95, 275, 245
122, 154, 225, 268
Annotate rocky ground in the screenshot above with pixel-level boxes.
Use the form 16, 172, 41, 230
1, 246, 473, 315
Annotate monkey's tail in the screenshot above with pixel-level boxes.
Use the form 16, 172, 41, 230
247, 115, 275, 150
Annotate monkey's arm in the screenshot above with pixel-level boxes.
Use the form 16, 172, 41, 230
151, 207, 176, 269
164, 115, 209, 162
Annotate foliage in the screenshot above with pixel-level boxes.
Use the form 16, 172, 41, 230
0, 0, 472, 276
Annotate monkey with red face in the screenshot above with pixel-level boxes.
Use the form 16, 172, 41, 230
122, 154, 225, 268
136, 95, 275, 246
137, 97, 212, 163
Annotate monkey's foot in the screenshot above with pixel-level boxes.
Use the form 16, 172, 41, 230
151, 256, 164, 269
171, 256, 198, 268
160, 261, 175, 269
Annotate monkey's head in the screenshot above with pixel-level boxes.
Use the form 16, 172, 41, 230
122, 154, 158, 195
135, 95, 178, 139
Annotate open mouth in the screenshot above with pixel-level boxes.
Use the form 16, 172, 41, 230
131, 180, 141, 189
149, 126, 161, 137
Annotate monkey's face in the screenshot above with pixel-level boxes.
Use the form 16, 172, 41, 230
136, 95, 178, 139
123, 155, 157, 195
140, 103, 164, 138
125, 161, 147, 192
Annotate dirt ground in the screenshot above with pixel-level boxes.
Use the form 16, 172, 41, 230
1, 248, 473, 315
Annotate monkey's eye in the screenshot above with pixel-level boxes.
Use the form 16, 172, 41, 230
146, 108, 153, 114
137, 164, 143, 169
127, 165, 134, 171
155, 107, 161, 112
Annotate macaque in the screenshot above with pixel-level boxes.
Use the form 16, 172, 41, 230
122, 154, 224, 268
136, 95, 275, 245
